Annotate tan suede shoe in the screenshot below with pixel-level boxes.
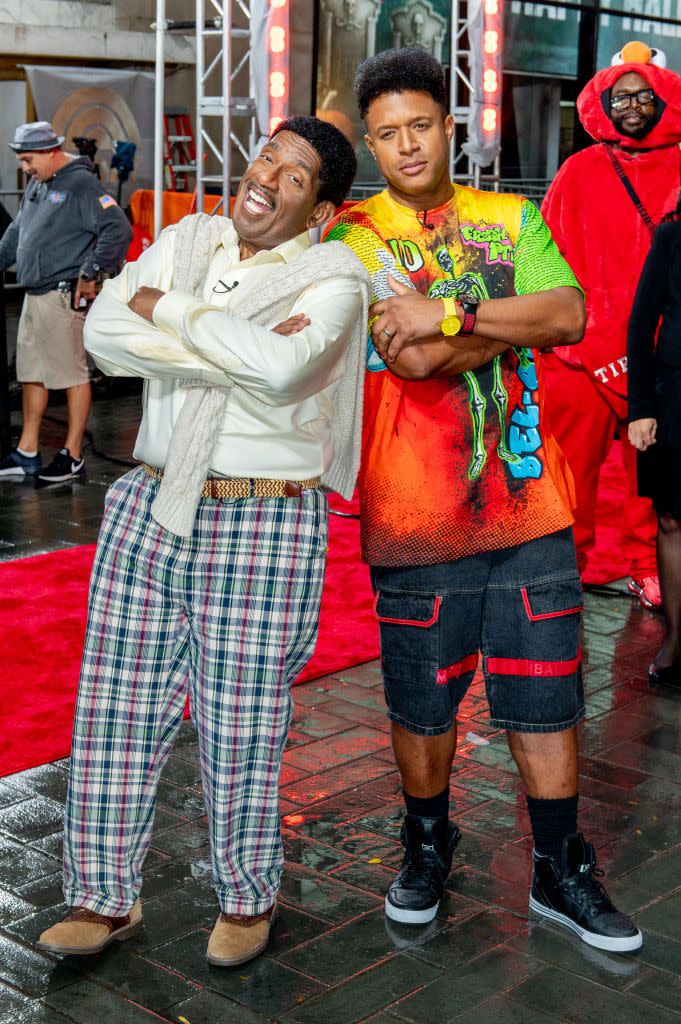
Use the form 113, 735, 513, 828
206, 905, 276, 967
36, 900, 143, 955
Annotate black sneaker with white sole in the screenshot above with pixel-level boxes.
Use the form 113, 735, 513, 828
530, 832, 642, 953
38, 448, 85, 483
385, 814, 461, 925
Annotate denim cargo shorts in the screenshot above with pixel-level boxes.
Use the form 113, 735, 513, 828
370, 528, 585, 735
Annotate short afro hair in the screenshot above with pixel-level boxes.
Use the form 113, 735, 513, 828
354, 47, 448, 121
270, 115, 357, 207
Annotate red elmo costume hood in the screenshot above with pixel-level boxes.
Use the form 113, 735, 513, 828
578, 61, 681, 149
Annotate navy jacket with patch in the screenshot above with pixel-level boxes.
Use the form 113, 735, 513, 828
0, 156, 132, 294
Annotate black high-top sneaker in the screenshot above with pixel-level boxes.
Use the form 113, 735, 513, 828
385, 814, 461, 925
530, 832, 642, 952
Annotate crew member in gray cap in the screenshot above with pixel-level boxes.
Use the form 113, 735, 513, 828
0, 121, 132, 482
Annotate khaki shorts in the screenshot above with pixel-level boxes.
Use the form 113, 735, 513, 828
16, 290, 89, 390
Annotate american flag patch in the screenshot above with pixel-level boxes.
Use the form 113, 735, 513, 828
99, 194, 117, 209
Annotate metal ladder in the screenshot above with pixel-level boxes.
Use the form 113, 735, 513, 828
163, 108, 197, 192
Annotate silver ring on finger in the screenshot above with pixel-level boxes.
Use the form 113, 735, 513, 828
383, 328, 394, 338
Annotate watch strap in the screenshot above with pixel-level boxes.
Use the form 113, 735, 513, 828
460, 299, 477, 336
441, 297, 457, 320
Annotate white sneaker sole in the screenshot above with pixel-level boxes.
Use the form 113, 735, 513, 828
529, 895, 642, 952
38, 470, 84, 483
385, 895, 439, 925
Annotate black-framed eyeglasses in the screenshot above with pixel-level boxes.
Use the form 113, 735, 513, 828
610, 89, 655, 112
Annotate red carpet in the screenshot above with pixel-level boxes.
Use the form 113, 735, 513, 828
582, 439, 629, 585
0, 452, 631, 778
0, 494, 378, 777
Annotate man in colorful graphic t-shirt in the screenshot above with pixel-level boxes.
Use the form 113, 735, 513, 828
324, 47, 642, 953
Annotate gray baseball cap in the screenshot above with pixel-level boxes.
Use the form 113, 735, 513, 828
9, 121, 65, 152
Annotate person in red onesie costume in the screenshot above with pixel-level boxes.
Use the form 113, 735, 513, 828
542, 40, 681, 609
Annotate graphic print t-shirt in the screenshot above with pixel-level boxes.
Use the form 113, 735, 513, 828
324, 185, 579, 567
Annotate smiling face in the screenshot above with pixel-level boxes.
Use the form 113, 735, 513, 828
232, 131, 335, 257
363, 90, 454, 211
16, 148, 64, 182
610, 71, 656, 140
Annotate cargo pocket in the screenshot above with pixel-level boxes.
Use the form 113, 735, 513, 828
373, 589, 441, 670
484, 577, 585, 731
374, 589, 459, 733
486, 577, 583, 683
520, 581, 583, 623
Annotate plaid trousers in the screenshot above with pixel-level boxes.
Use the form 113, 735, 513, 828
63, 467, 327, 915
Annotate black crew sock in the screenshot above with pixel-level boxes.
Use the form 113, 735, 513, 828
404, 787, 449, 820
527, 794, 579, 863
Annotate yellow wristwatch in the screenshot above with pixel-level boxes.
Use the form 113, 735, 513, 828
439, 297, 462, 336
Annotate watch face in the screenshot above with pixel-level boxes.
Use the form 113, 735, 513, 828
440, 315, 461, 337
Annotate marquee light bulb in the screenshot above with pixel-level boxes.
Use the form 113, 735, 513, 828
269, 26, 285, 52
484, 30, 499, 54
483, 69, 498, 93
482, 107, 497, 131
270, 71, 286, 99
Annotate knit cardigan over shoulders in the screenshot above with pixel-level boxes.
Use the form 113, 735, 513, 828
150, 213, 371, 537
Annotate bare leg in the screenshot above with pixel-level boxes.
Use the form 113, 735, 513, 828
64, 382, 92, 459
507, 727, 578, 798
655, 513, 681, 668
18, 382, 49, 452
391, 721, 457, 797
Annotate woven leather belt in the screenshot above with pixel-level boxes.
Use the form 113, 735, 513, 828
142, 464, 320, 500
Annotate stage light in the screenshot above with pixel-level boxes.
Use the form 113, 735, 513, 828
484, 30, 499, 54
483, 108, 497, 132
270, 26, 285, 52
483, 69, 498, 93
485, 0, 499, 13
270, 71, 286, 99
269, 0, 289, 140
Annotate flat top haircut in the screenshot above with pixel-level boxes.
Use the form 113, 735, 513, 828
271, 115, 357, 207
354, 47, 448, 122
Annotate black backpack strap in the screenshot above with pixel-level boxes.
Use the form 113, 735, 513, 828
605, 146, 656, 240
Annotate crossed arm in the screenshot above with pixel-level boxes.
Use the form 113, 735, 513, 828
370, 276, 586, 380
84, 232, 362, 406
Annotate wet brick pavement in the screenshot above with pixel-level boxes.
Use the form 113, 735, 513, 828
2, 395, 681, 1023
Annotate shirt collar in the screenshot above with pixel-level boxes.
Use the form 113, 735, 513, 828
220, 221, 311, 266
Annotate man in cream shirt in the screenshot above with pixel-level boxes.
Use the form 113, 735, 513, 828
37, 116, 369, 967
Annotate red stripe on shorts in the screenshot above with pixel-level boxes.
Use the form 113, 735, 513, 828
436, 653, 479, 685
486, 650, 582, 678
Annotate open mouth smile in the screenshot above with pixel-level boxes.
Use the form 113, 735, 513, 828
243, 184, 275, 215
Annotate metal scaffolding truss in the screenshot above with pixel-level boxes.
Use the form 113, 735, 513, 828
449, 0, 500, 187
194, 0, 257, 214
153, 0, 497, 229
153, 0, 258, 235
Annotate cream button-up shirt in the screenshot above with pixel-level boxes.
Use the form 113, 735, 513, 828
84, 223, 364, 479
